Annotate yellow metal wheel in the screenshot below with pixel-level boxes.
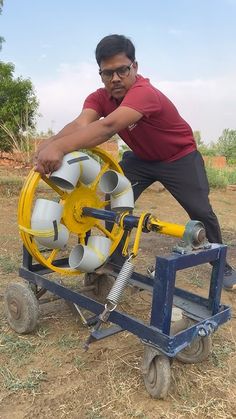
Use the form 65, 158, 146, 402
18, 147, 125, 275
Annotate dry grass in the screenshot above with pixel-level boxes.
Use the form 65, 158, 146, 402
0, 170, 236, 418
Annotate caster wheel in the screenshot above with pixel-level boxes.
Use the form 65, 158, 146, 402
83, 272, 115, 304
171, 318, 212, 364
4, 282, 39, 334
142, 346, 171, 399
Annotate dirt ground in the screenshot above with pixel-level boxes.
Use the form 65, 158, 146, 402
0, 164, 236, 419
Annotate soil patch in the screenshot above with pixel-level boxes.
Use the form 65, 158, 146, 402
0, 166, 236, 419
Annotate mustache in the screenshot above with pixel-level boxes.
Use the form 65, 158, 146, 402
111, 83, 123, 89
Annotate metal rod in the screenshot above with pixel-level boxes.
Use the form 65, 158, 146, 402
82, 207, 139, 229
82, 207, 186, 240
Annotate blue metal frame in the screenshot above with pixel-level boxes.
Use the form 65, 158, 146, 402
19, 242, 231, 357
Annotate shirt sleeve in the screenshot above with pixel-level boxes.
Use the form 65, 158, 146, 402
120, 83, 162, 117
83, 91, 103, 117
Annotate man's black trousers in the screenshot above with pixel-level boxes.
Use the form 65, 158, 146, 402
109, 150, 222, 264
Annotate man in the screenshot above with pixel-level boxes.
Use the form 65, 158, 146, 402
35, 34, 236, 291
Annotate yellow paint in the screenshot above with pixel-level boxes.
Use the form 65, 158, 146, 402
17, 147, 124, 275
18, 146, 187, 276
148, 216, 185, 238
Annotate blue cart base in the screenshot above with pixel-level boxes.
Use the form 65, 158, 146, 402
8, 243, 230, 399
18, 243, 230, 358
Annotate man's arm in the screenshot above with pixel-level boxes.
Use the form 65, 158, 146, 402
36, 109, 100, 154
35, 106, 143, 174
55, 108, 101, 137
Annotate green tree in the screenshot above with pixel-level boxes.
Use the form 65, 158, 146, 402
193, 131, 218, 156
216, 129, 236, 162
193, 130, 203, 147
0, 0, 5, 51
198, 141, 218, 156
0, 61, 39, 152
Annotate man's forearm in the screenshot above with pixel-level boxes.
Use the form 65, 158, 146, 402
54, 119, 116, 154
53, 120, 80, 141
36, 121, 79, 154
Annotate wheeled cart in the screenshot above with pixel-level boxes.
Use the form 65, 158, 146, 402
4, 147, 231, 398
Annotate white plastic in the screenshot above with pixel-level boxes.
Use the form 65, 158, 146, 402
99, 170, 134, 211
49, 151, 101, 190
31, 198, 63, 224
49, 151, 82, 190
69, 236, 111, 272
78, 152, 101, 185
32, 221, 69, 249
31, 198, 69, 249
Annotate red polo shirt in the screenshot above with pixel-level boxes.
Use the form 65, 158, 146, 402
83, 75, 196, 162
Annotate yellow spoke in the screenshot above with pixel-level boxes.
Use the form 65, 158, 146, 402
94, 222, 115, 240
41, 175, 68, 198
99, 199, 110, 208
46, 249, 60, 263
78, 233, 87, 245
90, 163, 110, 191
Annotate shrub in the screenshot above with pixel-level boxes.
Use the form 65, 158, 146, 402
206, 167, 228, 189
206, 166, 236, 189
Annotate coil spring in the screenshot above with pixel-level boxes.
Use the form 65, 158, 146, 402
107, 259, 134, 306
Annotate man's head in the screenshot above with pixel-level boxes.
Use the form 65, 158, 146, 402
95, 34, 138, 101
95, 34, 135, 65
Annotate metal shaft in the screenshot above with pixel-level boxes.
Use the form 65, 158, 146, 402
82, 207, 139, 229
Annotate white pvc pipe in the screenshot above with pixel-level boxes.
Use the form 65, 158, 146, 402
99, 170, 134, 210
31, 199, 63, 224
32, 221, 69, 249
49, 152, 81, 190
69, 236, 111, 272
78, 152, 101, 185
49, 151, 101, 189
31, 198, 69, 249
110, 188, 134, 211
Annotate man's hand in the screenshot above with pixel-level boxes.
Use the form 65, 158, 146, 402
34, 143, 64, 175
36, 136, 55, 155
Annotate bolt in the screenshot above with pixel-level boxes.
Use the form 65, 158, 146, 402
198, 328, 207, 337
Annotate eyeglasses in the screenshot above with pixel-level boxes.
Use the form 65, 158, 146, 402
99, 61, 135, 82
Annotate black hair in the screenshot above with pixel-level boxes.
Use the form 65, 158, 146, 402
95, 34, 135, 66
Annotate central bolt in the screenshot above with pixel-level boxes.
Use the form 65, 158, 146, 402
73, 203, 83, 222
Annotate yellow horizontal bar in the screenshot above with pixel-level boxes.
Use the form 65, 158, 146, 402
150, 218, 185, 238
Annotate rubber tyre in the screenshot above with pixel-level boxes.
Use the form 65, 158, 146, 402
83, 272, 115, 304
4, 282, 39, 334
171, 318, 212, 364
143, 354, 171, 399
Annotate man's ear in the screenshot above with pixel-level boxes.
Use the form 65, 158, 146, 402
134, 60, 138, 73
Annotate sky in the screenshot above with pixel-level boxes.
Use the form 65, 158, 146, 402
0, 0, 236, 143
